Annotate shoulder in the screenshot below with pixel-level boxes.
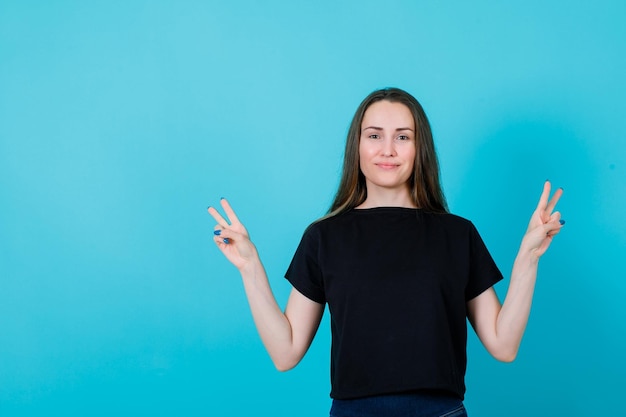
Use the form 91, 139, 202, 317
421, 210, 474, 230
305, 210, 353, 233
417, 211, 486, 246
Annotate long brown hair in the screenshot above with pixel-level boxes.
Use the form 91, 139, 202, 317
328, 87, 448, 215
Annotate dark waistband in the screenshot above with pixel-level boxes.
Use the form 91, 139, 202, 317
330, 391, 464, 417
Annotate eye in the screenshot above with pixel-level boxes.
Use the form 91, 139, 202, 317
397, 135, 411, 141
368, 134, 380, 139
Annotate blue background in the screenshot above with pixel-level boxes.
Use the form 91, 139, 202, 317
1, 1, 625, 415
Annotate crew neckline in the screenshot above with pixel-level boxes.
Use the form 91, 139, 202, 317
351, 206, 421, 213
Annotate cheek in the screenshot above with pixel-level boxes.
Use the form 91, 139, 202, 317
404, 146, 416, 171
358, 142, 369, 165
359, 141, 376, 159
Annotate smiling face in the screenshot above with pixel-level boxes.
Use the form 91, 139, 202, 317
358, 100, 416, 202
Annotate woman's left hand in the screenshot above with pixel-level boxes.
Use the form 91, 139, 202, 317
468, 181, 565, 361
522, 180, 564, 259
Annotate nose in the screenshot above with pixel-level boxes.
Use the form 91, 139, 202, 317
381, 137, 396, 156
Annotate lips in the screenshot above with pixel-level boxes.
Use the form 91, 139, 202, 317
375, 163, 400, 170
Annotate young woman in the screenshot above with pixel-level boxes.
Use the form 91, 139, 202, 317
208, 88, 564, 417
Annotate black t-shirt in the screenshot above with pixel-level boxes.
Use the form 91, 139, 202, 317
285, 207, 503, 400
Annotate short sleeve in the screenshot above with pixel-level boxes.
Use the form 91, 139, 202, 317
465, 222, 504, 301
285, 225, 326, 304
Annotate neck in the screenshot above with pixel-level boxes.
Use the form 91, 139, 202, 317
356, 185, 416, 209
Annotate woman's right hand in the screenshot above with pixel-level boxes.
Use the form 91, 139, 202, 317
208, 198, 257, 271
208, 198, 325, 371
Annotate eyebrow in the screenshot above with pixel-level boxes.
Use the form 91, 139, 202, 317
362, 126, 415, 132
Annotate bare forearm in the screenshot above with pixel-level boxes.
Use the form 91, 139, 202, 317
495, 249, 540, 360
208, 199, 321, 370
470, 182, 563, 362
238, 255, 298, 369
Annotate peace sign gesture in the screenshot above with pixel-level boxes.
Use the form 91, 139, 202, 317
208, 198, 258, 271
522, 181, 565, 259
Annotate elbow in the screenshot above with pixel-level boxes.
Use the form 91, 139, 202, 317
272, 355, 300, 372
492, 347, 518, 363
495, 353, 517, 363
274, 362, 295, 372
485, 335, 522, 363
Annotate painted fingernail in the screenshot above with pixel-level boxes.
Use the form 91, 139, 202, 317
220, 197, 225, 200
559, 220, 566, 225
214, 230, 222, 236
223, 238, 230, 244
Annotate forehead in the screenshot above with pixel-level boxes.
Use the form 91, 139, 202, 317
361, 100, 414, 129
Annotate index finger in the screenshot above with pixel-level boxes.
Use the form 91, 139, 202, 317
545, 187, 563, 214
207, 205, 230, 228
